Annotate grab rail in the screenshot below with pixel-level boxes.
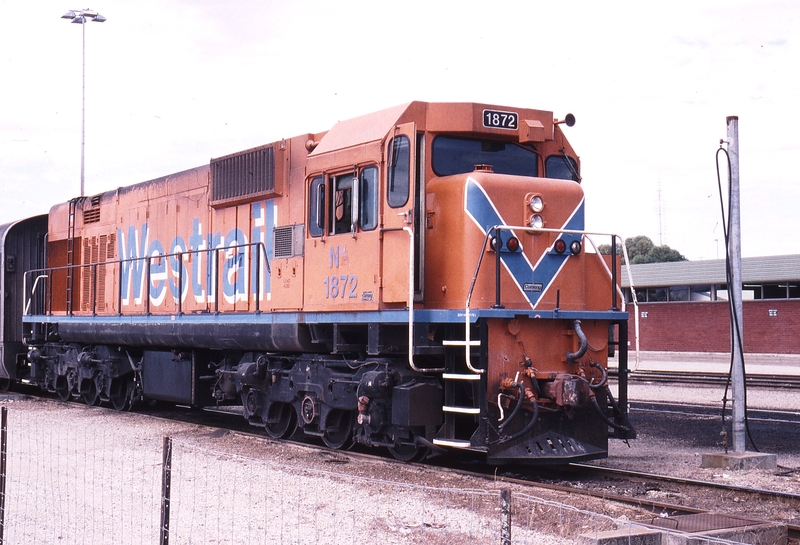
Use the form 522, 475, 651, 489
22, 274, 48, 315
400, 225, 444, 373
463, 225, 632, 374
23, 242, 270, 318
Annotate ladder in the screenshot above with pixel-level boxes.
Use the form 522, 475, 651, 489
433, 335, 484, 450
65, 199, 78, 315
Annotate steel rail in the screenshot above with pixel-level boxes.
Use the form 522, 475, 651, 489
569, 463, 800, 539
610, 369, 800, 388
571, 463, 800, 502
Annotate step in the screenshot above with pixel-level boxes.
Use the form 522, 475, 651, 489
432, 438, 472, 449
441, 340, 481, 347
442, 373, 481, 381
443, 406, 480, 415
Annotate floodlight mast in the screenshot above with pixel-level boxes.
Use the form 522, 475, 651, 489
61, 9, 106, 197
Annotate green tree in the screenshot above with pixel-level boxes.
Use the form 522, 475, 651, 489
598, 236, 686, 264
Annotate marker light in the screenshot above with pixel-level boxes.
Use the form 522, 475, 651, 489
506, 236, 520, 252
529, 215, 544, 229
554, 240, 567, 254
570, 240, 582, 255
529, 195, 544, 213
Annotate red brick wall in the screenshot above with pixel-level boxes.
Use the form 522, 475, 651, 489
628, 300, 800, 353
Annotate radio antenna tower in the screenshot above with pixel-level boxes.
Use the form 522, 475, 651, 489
657, 177, 664, 245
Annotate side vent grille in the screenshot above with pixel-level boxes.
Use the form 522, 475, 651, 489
81, 232, 116, 311
273, 225, 304, 258
83, 196, 102, 224
211, 144, 276, 206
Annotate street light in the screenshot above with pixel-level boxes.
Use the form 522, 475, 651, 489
61, 9, 106, 197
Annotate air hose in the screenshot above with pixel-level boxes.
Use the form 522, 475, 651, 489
590, 385, 632, 434
498, 380, 526, 433
588, 361, 608, 390
499, 398, 539, 444
565, 320, 588, 364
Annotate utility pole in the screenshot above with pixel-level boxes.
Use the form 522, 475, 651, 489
702, 117, 776, 470
726, 116, 745, 453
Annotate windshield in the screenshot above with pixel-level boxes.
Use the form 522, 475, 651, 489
431, 136, 538, 177
545, 154, 580, 182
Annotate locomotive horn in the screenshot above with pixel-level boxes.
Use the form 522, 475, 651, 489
554, 113, 576, 127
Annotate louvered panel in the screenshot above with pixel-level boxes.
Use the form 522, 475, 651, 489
78, 233, 115, 312
81, 237, 93, 311
211, 144, 276, 206
97, 234, 107, 310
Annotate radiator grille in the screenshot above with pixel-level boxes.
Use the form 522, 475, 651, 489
211, 145, 275, 204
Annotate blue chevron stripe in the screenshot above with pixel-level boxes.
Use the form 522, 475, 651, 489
464, 177, 584, 308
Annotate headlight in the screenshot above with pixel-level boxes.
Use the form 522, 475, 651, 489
529, 195, 544, 213
529, 215, 544, 229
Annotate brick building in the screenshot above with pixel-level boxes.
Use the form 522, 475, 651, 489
620, 255, 800, 354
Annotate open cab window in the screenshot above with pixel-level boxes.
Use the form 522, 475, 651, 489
308, 166, 379, 237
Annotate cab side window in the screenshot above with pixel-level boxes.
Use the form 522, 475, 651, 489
360, 166, 378, 231
308, 176, 325, 237
387, 135, 410, 208
332, 174, 353, 235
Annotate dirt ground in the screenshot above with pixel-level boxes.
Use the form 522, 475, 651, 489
0, 380, 795, 544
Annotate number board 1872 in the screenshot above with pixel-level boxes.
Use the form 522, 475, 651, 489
483, 109, 518, 130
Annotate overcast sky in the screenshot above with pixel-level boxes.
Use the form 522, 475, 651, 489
1, 0, 797, 260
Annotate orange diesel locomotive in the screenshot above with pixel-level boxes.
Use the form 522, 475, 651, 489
8, 101, 634, 463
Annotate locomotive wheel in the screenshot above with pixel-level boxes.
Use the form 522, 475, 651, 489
81, 380, 101, 407
388, 443, 428, 462
55, 376, 71, 401
109, 376, 133, 411
264, 402, 297, 439
0, 378, 11, 392
321, 409, 354, 450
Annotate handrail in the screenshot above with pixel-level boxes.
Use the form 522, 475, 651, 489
402, 226, 444, 373
463, 225, 634, 374
23, 241, 271, 317
23, 274, 48, 315
582, 234, 629, 311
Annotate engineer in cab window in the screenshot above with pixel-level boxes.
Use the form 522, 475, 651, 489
333, 177, 352, 234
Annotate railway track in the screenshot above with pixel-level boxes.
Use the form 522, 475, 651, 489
567, 463, 800, 540
175, 401, 800, 539
13, 386, 800, 542
437, 456, 800, 542
631, 399, 800, 424
612, 368, 800, 388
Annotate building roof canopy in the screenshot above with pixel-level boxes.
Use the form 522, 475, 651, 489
622, 254, 800, 288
